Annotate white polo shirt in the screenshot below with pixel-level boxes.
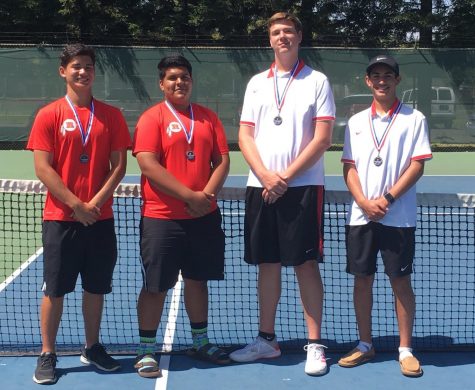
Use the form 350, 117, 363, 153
342, 100, 432, 227
240, 60, 336, 187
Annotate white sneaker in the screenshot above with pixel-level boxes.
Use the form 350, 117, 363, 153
229, 337, 281, 362
304, 343, 327, 375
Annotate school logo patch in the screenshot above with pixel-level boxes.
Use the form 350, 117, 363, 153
166, 121, 182, 137
60, 119, 77, 136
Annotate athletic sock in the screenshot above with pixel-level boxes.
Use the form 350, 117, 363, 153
258, 331, 276, 343
308, 339, 321, 345
137, 329, 157, 356
398, 346, 413, 361
357, 340, 373, 353
191, 321, 209, 350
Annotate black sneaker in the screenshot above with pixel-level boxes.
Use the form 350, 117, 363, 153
33, 352, 58, 384
80, 343, 120, 372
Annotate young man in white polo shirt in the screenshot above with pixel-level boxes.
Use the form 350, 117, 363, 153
229, 12, 335, 376
339, 55, 432, 377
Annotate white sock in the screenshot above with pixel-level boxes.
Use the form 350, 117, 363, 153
357, 341, 372, 353
398, 346, 413, 361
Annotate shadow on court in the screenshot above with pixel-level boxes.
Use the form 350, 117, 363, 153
418, 352, 475, 367
55, 356, 138, 380
166, 332, 475, 374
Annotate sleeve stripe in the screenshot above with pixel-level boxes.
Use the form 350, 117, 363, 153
239, 121, 255, 127
313, 116, 336, 121
411, 154, 433, 161
341, 158, 355, 164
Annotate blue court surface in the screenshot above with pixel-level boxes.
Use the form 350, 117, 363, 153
1, 351, 475, 390
129, 173, 475, 193
0, 175, 474, 389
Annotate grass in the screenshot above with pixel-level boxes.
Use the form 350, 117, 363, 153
0, 191, 43, 281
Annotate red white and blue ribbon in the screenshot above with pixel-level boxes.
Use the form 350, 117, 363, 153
165, 100, 194, 144
65, 95, 94, 146
369, 100, 402, 153
273, 60, 300, 114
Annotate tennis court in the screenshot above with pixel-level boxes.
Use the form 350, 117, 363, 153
0, 149, 474, 389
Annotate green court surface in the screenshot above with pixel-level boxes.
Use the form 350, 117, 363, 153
0, 150, 474, 180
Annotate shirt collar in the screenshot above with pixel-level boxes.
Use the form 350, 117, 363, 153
267, 59, 305, 78
371, 98, 400, 119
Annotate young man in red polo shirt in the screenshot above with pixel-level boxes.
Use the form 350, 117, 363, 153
132, 55, 230, 378
27, 43, 131, 385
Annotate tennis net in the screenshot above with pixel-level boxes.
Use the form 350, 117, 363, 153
0, 179, 474, 355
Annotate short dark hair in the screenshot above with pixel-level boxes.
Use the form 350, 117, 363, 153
267, 12, 303, 34
60, 43, 95, 67
157, 55, 193, 80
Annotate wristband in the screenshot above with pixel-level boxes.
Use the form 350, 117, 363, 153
384, 192, 395, 204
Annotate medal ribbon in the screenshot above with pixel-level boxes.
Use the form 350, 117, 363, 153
368, 100, 402, 154
65, 95, 94, 146
273, 60, 300, 114
165, 100, 194, 144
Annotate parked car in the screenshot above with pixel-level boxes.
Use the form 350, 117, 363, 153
466, 112, 475, 135
401, 86, 455, 128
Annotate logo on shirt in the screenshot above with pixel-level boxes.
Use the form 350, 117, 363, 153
60, 119, 77, 136
166, 122, 182, 137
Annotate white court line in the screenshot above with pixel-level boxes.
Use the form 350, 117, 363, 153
0, 247, 43, 293
155, 275, 183, 390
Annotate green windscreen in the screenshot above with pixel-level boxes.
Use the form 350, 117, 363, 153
1, 46, 474, 150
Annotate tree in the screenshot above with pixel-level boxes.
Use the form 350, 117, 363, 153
419, 0, 433, 47
57, 0, 140, 42
440, 0, 475, 47
0, 0, 474, 49
0, 0, 65, 40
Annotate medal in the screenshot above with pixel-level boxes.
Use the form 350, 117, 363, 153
66, 95, 94, 164
369, 100, 402, 168
373, 156, 383, 166
165, 100, 195, 162
273, 60, 301, 127
65, 95, 94, 163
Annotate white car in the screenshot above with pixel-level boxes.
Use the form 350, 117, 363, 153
401, 87, 455, 128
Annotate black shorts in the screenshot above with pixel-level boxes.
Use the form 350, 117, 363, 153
42, 219, 117, 297
345, 222, 416, 277
139, 209, 225, 293
244, 185, 324, 266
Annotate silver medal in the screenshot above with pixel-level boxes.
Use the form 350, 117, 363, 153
186, 150, 195, 161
